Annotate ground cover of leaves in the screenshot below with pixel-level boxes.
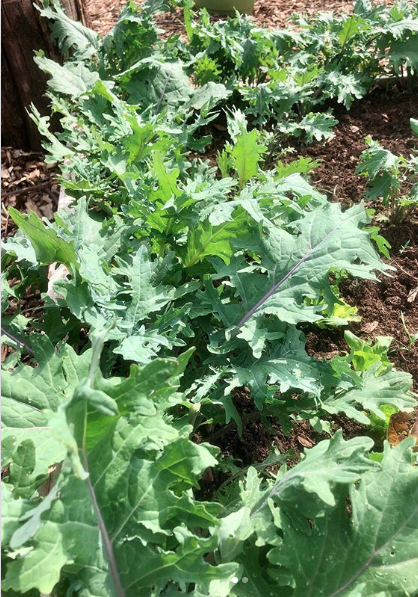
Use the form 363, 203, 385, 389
1, 0, 417, 479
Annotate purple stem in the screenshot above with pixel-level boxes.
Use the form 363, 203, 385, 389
232, 248, 314, 335
1, 326, 34, 355
82, 449, 126, 597
232, 225, 337, 335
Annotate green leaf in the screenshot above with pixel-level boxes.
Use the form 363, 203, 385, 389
230, 130, 267, 191
124, 60, 192, 111
9, 208, 78, 270
186, 82, 232, 110
3, 348, 239, 596
3, 439, 38, 499
356, 138, 401, 201
38, 2, 99, 60
227, 327, 332, 407
253, 432, 376, 514
280, 113, 338, 144
268, 440, 418, 596
325, 71, 366, 108
389, 35, 418, 71
1, 336, 90, 481
113, 244, 175, 329
1, 482, 33, 546
151, 151, 181, 202
324, 363, 416, 425
224, 202, 391, 331
182, 209, 250, 267
338, 15, 363, 45
35, 55, 99, 97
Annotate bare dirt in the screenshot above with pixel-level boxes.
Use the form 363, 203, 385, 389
87, 0, 394, 37
1, 147, 59, 238
296, 88, 418, 206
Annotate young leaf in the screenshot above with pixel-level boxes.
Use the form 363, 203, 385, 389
181, 209, 250, 267
230, 130, 267, 191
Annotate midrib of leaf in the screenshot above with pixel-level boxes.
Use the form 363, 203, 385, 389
80, 333, 125, 597
236, 144, 256, 192
232, 218, 346, 333
82, 447, 126, 597
185, 222, 232, 268
306, 514, 329, 597
339, 16, 359, 47
328, 479, 418, 596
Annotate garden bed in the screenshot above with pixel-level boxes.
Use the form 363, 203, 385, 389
2, 1, 418, 595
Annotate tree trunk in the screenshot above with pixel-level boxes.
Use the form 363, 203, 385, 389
1, 0, 91, 151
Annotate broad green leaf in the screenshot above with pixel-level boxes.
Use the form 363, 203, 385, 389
252, 432, 376, 515
324, 364, 416, 424
268, 440, 418, 596
389, 35, 418, 70
9, 208, 78, 270
1, 336, 90, 481
38, 2, 99, 60
186, 82, 232, 110
338, 15, 363, 45
3, 440, 38, 499
124, 60, 192, 111
217, 202, 391, 331
3, 349, 239, 596
35, 55, 99, 97
182, 209, 250, 267
1, 483, 32, 546
383, 18, 418, 38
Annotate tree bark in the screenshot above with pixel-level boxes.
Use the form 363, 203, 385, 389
1, 0, 91, 151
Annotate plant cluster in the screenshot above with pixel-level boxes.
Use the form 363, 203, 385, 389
356, 120, 418, 223
2, 1, 418, 596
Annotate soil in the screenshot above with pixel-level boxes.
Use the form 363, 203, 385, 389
87, 0, 394, 37
291, 87, 418, 394
2, 0, 417, 491
1, 147, 59, 238
295, 87, 418, 206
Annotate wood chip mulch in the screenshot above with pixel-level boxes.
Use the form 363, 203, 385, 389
1, 147, 59, 239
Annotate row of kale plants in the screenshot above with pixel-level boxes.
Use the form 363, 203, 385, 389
2, 1, 418, 595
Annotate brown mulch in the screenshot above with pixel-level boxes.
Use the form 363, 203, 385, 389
293, 86, 418, 392
87, 0, 395, 37
295, 88, 418, 206
1, 147, 59, 238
